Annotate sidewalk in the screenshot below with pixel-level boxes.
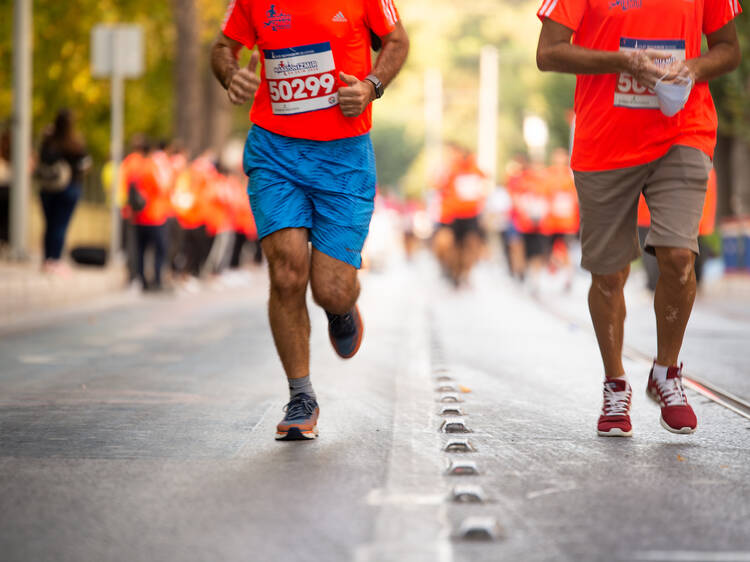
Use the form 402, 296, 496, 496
0, 259, 128, 328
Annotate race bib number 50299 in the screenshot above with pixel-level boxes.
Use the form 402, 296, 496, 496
614, 38, 686, 109
263, 42, 339, 115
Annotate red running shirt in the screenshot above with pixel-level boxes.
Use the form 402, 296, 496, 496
537, 0, 741, 171
223, 0, 399, 141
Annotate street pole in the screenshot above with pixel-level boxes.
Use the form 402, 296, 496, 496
10, 0, 32, 260
424, 68, 443, 185
477, 45, 499, 186
109, 32, 123, 263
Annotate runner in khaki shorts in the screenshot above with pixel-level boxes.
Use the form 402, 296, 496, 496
535, 0, 741, 436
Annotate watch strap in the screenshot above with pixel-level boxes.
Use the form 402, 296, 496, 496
365, 74, 384, 99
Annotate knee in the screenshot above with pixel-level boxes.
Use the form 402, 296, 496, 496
656, 248, 695, 286
311, 276, 358, 314
592, 268, 628, 298
269, 256, 309, 298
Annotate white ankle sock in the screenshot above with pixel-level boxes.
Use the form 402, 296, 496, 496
651, 363, 669, 382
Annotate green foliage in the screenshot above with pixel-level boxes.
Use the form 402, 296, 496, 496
540, 72, 575, 151
710, 7, 750, 142
371, 121, 421, 191
380, 0, 549, 193
0, 1, 177, 161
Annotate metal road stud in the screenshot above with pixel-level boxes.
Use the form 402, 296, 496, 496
435, 374, 453, 383
438, 392, 462, 403
444, 438, 475, 453
440, 405, 464, 417
440, 417, 471, 433
451, 484, 485, 503
446, 459, 479, 476
436, 382, 458, 393
455, 517, 502, 541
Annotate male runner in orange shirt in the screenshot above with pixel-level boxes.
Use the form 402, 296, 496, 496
537, 0, 740, 436
212, 0, 408, 440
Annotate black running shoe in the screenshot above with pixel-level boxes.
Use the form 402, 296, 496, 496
326, 305, 364, 359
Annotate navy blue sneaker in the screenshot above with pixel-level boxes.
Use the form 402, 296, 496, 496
275, 393, 319, 441
326, 305, 364, 359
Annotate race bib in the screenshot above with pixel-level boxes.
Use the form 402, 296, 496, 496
263, 42, 339, 115
614, 38, 686, 109
454, 174, 485, 202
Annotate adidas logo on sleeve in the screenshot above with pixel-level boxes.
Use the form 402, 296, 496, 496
332, 11, 348, 22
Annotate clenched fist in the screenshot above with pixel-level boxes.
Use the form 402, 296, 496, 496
338, 72, 376, 117
228, 52, 261, 105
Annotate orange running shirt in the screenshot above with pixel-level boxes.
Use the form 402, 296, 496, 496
438, 155, 488, 221
537, 0, 741, 172
222, 0, 399, 141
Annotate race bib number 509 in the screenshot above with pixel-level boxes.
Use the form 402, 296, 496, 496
263, 42, 339, 115
614, 38, 686, 109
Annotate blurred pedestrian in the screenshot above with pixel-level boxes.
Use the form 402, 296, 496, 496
537, 0, 741, 436
35, 109, 91, 273
125, 140, 171, 291
212, 0, 409, 440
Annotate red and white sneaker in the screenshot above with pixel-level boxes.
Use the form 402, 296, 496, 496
646, 363, 697, 434
597, 378, 633, 437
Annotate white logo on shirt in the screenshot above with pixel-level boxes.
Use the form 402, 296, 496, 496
332, 11, 348, 22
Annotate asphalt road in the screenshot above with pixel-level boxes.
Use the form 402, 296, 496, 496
1, 259, 749, 562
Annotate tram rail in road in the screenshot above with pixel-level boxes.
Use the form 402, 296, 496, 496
532, 294, 750, 422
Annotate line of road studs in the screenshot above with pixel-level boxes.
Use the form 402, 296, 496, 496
430, 334, 503, 543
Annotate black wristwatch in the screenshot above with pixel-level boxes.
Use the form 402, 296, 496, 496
365, 74, 384, 99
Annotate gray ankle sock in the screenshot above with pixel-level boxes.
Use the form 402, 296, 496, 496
289, 375, 316, 400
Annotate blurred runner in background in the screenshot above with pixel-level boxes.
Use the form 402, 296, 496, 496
537, 0, 741, 436
212, 0, 409, 440
434, 144, 488, 287
503, 155, 531, 282
545, 148, 579, 292
509, 160, 552, 293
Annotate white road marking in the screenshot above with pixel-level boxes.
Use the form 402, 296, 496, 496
355, 296, 453, 562
526, 481, 578, 500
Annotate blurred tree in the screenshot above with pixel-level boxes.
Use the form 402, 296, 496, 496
540, 72, 575, 152
709, 12, 750, 218
0, 0, 235, 164
0, 1, 175, 162
371, 122, 421, 191
173, 0, 203, 157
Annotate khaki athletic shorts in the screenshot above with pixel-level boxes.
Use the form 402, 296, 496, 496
572, 145, 711, 275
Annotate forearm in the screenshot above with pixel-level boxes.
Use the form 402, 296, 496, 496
537, 42, 629, 75
371, 24, 409, 88
687, 42, 741, 82
211, 39, 240, 89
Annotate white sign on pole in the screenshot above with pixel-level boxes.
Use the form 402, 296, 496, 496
91, 25, 144, 78
91, 24, 144, 264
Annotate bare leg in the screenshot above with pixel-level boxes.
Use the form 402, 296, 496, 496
508, 236, 526, 280
588, 265, 630, 378
261, 228, 311, 380
458, 231, 482, 283
310, 248, 359, 314
654, 247, 697, 366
